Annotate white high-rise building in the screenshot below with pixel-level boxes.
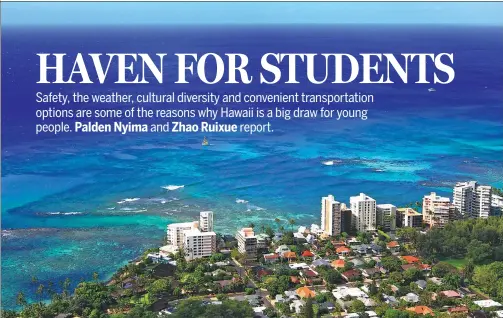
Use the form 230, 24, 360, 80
199, 211, 214, 232
474, 185, 492, 218
453, 181, 492, 218
423, 192, 457, 228
350, 193, 377, 232
321, 195, 341, 236
166, 211, 217, 260
236, 228, 257, 259
183, 228, 217, 261
492, 194, 503, 216
167, 221, 199, 247
376, 204, 396, 232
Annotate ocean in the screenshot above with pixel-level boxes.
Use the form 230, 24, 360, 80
1, 25, 503, 308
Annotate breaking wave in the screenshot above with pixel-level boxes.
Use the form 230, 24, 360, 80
161, 185, 185, 191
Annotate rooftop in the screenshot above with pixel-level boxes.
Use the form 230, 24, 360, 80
407, 306, 434, 315
402, 255, 421, 263
239, 227, 256, 237
397, 208, 422, 216
350, 192, 375, 202
474, 299, 503, 308
377, 204, 396, 208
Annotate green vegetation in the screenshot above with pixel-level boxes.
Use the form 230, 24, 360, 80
414, 217, 503, 264
437, 257, 468, 270
171, 298, 253, 318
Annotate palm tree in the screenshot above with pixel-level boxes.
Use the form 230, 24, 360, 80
16, 291, 27, 309
93, 272, 99, 281
288, 218, 296, 232
274, 218, 282, 232
248, 222, 255, 230
62, 277, 71, 298
36, 284, 45, 302
260, 224, 265, 234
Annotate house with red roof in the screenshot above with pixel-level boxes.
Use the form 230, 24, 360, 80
302, 250, 314, 258
341, 269, 361, 281
263, 253, 280, 263
407, 306, 435, 316
296, 286, 316, 298
336, 246, 351, 256
441, 290, 462, 298
387, 241, 400, 253
402, 256, 421, 264
283, 251, 297, 261
331, 259, 345, 269
448, 306, 469, 314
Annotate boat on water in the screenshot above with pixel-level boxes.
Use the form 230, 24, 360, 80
202, 136, 209, 146
428, 88, 436, 92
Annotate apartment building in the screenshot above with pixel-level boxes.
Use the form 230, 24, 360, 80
341, 203, 353, 234
350, 193, 377, 232
236, 227, 258, 260
396, 208, 422, 228
423, 192, 456, 228
167, 221, 199, 247
376, 204, 397, 232
453, 181, 492, 218
183, 228, 217, 261
321, 195, 342, 236
199, 211, 214, 232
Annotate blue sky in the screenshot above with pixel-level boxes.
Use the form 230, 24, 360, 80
2, 2, 503, 26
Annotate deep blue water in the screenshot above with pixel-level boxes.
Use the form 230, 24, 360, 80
2, 25, 503, 308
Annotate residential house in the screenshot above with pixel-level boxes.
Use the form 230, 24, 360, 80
301, 250, 314, 258
441, 290, 462, 298
362, 267, 381, 278
263, 253, 280, 263
407, 306, 435, 316
383, 294, 399, 306
448, 306, 469, 315
336, 246, 351, 256
370, 243, 383, 254
296, 286, 316, 298
402, 293, 420, 303
311, 259, 331, 268
275, 245, 290, 254
290, 299, 305, 314
415, 280, 427, 290
387, 241, 400, 253
332, 286, 368, 299
402, 255, 420, 264
283, 251, 297, 262
341, 269, 362, 281
331, 259, 345, 269
473, 299, 503, 308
